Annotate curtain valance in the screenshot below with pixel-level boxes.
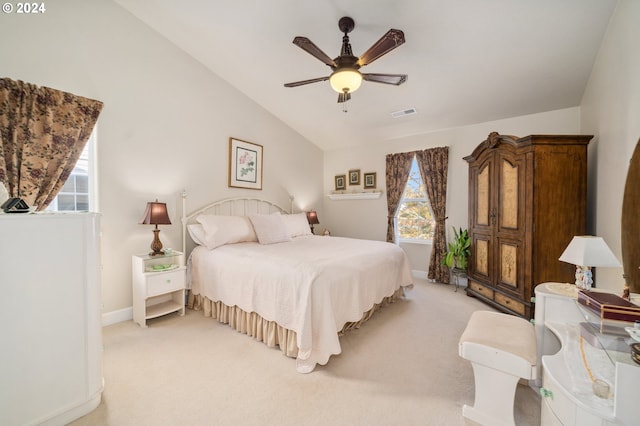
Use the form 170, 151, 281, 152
0, 78, 103, 210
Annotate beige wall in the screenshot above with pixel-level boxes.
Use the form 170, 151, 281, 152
581, 0, 640, 292
0, 0, 323, 320
322, 107, 581, 276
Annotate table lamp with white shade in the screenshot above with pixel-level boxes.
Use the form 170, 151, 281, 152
559, 236, 621, 290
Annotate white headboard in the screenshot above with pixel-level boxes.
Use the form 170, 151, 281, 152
181, 194, 290, 256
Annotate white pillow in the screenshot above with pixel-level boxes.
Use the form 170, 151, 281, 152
281, 212, 312, 238
187, 224, 207, 246
195, 215, 257, 249
249, 212, 292, 244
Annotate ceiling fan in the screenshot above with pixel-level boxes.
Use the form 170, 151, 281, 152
284, 17, 407, 104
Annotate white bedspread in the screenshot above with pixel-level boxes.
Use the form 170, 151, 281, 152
189, 235, 413, 372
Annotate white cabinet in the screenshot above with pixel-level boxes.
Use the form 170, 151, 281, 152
535, 283, 640, 425
132, 251, 185, 327
0, 212, 103, 426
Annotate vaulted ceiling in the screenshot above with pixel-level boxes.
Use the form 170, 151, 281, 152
115, 0, 617, 151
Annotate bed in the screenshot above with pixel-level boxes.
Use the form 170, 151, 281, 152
182, 197, 413, 373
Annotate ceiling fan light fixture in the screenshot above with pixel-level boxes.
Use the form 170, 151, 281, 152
329, 68, 362, 94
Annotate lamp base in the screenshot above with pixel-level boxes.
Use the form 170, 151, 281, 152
574, 265, 593, 290
149, 228, 164, 256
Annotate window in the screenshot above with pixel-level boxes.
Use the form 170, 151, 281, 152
395, 156, 435, 242
46, 129, 97, 212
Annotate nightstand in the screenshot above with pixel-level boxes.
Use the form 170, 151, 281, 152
132, 251, 186, 327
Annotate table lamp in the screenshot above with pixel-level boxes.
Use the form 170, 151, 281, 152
140, 199, 171, 256
306, 211, 319, 234
559, 236, 621, 290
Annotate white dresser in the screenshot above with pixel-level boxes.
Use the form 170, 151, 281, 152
0, 212, 103, 426
535, 283, 640, 425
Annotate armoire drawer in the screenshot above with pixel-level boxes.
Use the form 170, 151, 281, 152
469, 280, 494, 299
495, 292, 525, 315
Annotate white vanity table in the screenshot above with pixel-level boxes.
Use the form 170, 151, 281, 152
535, 283, 640, 425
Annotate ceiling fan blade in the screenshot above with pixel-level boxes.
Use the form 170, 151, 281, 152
293, 37, 337, 67
337, 92, 351, 103
357, 29, 405, 67
362, 73, 408, 85
284, 76, 329, 88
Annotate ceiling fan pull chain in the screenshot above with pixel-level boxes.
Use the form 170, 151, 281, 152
342, 89, 349, 113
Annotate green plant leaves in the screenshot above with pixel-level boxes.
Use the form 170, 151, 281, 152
442, 226, 471, 269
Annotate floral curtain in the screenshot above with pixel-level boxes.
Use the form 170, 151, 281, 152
416, 147, 449, 283
0, 78, 103, 210
385, 151, 414, 242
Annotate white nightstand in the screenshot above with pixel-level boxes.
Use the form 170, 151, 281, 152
132, 251, 186, 327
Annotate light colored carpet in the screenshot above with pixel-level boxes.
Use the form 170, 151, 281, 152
70, 279, 540, 426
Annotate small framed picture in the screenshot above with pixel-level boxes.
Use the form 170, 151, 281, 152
348, 169, 360, 185
335, 174, 346, 190
229, 137, 263, 190
363, 172, 377, 189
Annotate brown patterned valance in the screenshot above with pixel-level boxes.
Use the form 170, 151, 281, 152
0, 78, 103, 210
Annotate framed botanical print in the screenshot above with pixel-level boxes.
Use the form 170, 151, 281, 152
228, 137, 263, 190
334, 174, 346, 190
348, 169, 360, 185
363, 172, 377, 189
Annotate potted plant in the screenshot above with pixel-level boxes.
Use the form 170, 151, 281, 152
442, 227, 471, 271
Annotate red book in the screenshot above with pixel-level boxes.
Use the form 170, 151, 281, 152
578, 290, 640, 323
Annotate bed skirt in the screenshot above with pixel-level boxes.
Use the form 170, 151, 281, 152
187, 287, 406, 359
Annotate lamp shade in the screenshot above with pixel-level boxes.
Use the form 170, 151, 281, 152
559, 236, 621, 267
139, 201, 171, 226
306, 211, 320, 225
329, 69, 363, 94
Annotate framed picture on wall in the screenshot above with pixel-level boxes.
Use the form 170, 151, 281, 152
364, 172, 377, 189
335, 174, 346, 190
228, 137, 263, 190
348, 169, 360, 185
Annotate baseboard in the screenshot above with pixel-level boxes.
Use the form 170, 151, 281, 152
412, 270, 428, 280
102, 307, 132, 327
411, 269, 467, 288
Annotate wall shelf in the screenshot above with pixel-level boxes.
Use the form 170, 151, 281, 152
327, 192, 382, 200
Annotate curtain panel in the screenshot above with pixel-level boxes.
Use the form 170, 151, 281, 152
384, 152, 414, 243
0, 78, 103, 210
416, 147, 449, 283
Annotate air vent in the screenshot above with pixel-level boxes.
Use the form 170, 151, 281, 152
390, 107, 417, 118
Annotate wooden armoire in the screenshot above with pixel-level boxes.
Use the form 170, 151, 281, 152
464, 132, 592, 319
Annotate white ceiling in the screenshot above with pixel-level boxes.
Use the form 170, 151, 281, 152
114, 0, 617, 151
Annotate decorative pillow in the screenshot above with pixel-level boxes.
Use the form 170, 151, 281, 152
187, 224, 207, 246
195, 215, 257, 249
281, 212, 312, 238
249, 212, 292, 244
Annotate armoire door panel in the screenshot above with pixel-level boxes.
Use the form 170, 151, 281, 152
476, 164, 491, 226
473, 236, 491, 279
497, 153, 526, 235
496, 238, 525, 297
500, 158, 519, 229
499, 242, 518, 287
